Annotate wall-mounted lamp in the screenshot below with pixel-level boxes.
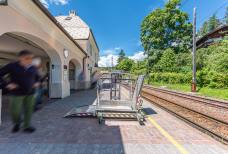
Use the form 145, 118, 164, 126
63, 49, 69, 59
0, 0, 7, 5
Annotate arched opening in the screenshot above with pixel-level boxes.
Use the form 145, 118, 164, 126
0, 32, 62, 122
69, 61, 76, 90
68, 59, 82, 91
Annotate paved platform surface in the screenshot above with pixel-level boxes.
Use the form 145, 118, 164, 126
0, 89, 227, 154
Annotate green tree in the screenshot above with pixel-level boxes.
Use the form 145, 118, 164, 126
116, 58, 135, 72
206, 39, 228, 72
198, 21, 209, 37
176, 52, 191, 72
153, 49, 177, 72
208, 53, 228, 72
225, 7, 228, 24
197, 38, 228, 72
208, 14, 220, 32
141, 0, 192, 56
196, 47, 212, 70
131, 60, 147, 75
117, 49, 126, 64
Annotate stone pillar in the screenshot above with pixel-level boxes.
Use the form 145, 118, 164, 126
82, 59, 91, 89
49, 64, 70, 98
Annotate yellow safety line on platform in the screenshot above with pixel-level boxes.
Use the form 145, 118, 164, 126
148, 117, 189, 154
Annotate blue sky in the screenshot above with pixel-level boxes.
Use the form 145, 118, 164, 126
41, 0, 227, 66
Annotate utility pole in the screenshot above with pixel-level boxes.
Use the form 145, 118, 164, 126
191, 7, 197, 92
147, 54, 150, 84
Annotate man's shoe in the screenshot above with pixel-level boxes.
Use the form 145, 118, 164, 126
11, 124, 20, 133
23, 126, 36, 133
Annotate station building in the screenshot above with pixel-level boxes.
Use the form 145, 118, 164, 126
55, 10, 99, 90
0, 0, 99, 99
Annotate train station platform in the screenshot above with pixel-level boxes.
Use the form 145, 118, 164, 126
0, 89, 227, 154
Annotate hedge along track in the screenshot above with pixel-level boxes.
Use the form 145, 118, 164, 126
141, 89, 228, 145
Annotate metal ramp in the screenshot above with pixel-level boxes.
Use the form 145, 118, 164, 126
101, 112, 138, 119
64, 105, 96, 118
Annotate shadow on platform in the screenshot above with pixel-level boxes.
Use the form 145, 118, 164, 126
143, 107, 157, 115
0, 89, 125, 154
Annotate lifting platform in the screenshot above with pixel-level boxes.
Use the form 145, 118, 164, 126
64, 72, 145, 125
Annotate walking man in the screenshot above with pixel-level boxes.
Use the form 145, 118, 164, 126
0, 50, 40, 133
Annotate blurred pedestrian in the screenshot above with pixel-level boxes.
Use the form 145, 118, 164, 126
32, 57, 47, 111
0, 50, 40, 133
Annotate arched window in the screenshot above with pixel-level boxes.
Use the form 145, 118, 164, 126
69, 61, 75, 80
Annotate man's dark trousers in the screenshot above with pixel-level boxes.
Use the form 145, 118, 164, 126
10, 95, 35, 128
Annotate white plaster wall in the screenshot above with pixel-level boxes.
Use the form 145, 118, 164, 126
76, 34, 99, 85
0, 0, 89, 98
76, 40, 88, 53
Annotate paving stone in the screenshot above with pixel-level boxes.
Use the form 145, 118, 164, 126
0, 89, 227, 154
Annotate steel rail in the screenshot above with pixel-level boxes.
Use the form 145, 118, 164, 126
142, 90, 228, 125
122, 84, 228, 144
143, 85, 228, 109
141, 90, 228, 145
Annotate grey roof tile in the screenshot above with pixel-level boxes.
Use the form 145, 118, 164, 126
55, 14, 90, 40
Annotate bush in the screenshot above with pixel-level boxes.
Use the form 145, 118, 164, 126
148, 72, 191, 84
116, 58, 135, 72
176, 52, 192, 73
148, 72, 228, 89
206, 52, 228, 72
153, 49, 177, 72
197, 39, 228, 72
207, 72, 228, 88
196, 69, 210, 88
131, 60, 147, 75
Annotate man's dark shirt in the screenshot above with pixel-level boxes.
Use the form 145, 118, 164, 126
0, 62, 40, 96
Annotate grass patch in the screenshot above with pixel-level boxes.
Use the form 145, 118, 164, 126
150, 82, 228, 101
199, 88, 228, 100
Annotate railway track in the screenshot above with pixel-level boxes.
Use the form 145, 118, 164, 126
140, 86, 228, 145
142, 86, 228, 124
143, 85, 228, 109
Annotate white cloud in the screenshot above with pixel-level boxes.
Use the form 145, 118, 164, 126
39, 0, 49, 8
39, 0, 69, 7
129, 51, 147, 62
103, 49, 116, 55
102, 47, 121, 55
98, 54, 118, 67
50, 0, 69, 5
114, 47, 121, 50
99, 51, 147, 67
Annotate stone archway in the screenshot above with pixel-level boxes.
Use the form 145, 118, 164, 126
0, 32, 63, 98
68, 59, 83, 90
69, 61, 76, 90
0, 3, 88, 98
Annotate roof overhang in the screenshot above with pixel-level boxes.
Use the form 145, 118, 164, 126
196, 25, 228, 48
90, 29, 100, 52
75, 29, 100, 52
